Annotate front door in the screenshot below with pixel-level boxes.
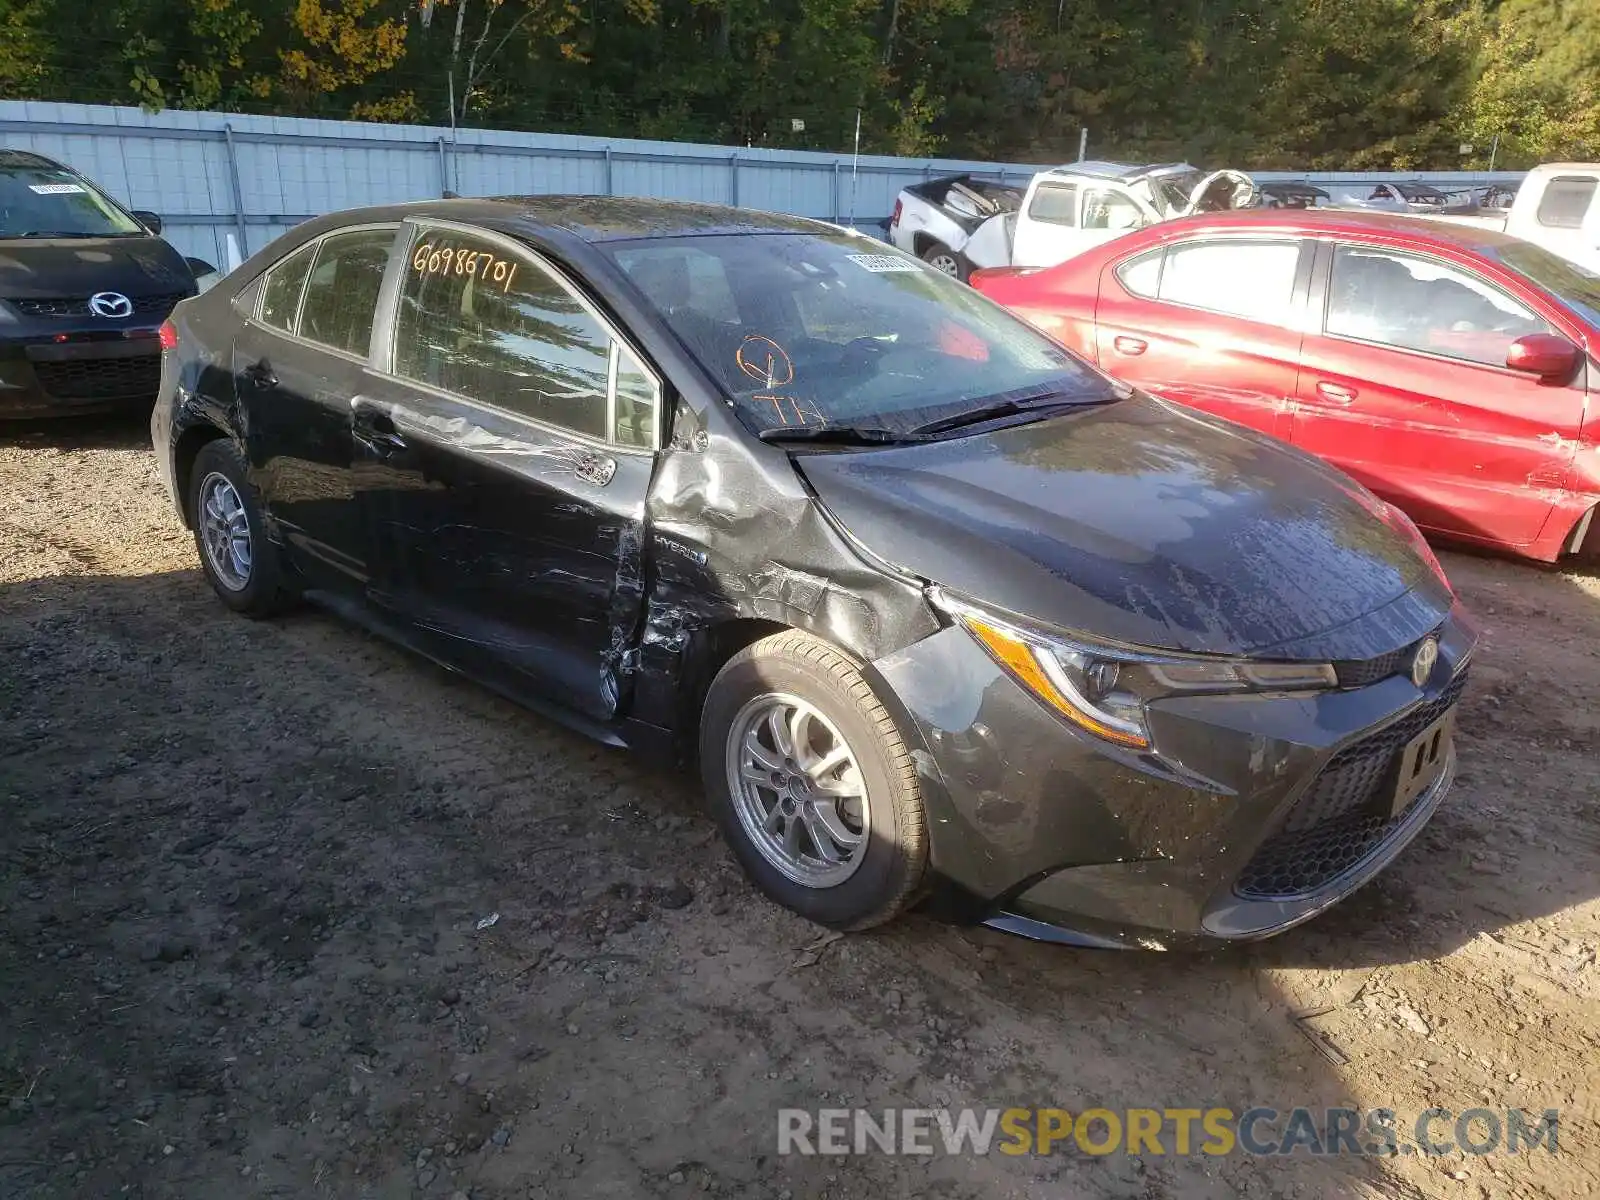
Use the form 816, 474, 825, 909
1094, 236, 1309, 440
1013, 180, 1156, 269
1292, 241, 1586, 549
358, 221, 660, 721
233, 225, 396, 591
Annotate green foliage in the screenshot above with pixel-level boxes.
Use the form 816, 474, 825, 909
4, 0, 1598, 169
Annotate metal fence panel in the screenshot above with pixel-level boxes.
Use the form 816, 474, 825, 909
0, 100, 1529, 271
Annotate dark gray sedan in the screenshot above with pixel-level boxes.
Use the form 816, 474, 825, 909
150, 197, 1476, 947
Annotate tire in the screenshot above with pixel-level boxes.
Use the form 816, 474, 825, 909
187, 439, 291, 617
920, 241, 969, 282
699, 631, 928, 930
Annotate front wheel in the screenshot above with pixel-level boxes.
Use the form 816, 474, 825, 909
699, 632, 928, 930
920, 241, 969, 283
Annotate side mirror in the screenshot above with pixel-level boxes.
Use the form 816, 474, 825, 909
185, 256, 218, 278
131, 210, 163, 234
1506, 333, 1579, 381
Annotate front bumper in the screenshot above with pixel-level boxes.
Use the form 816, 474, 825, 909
869, 604, 1477, 948
0, 326, 168, 419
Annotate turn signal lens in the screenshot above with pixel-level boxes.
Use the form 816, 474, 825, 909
158, 320, 178, 351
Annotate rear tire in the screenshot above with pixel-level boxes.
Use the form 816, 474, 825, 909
920, 241, 970, 283
699, 631, 928, 930
188, 439, 291, 617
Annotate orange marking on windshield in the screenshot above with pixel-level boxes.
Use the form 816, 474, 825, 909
736, 335, 795, 388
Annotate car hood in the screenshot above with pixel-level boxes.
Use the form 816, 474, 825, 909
797, 396, 1451, 659
0, 235, 193, 299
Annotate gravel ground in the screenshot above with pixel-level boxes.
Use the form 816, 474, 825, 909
1, 411, 1596, 1200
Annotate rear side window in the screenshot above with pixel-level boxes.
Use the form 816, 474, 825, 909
1028, 183, 1077, 226
1536, 177, 1597, 229
297, 228, 394, 357
1116, 249, 1162, 298
1158, 239, 1300, 323
394, 227, 656, 444
258, 241, 316, 333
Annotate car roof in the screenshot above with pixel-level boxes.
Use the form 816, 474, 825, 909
1153, 208, 1531, 252
316, 196, 839, 243
1042, 160, 1192, 183
0, 149, 66, 171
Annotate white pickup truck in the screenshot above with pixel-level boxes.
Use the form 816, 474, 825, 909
888, 160, 1256, 280
1427, 164, 1600, 274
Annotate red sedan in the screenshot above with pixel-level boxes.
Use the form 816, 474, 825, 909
972, 210, 1600, 563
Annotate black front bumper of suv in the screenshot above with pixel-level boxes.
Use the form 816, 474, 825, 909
0, 293, 189, 418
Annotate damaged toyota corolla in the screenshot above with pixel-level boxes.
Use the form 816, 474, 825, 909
152, 197, 1477, 948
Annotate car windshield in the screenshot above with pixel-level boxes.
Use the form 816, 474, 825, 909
602, 231, 1110, 437
0, 162, 143, 239
1491, 241, 1600, 329
1148, 170, 1203, 216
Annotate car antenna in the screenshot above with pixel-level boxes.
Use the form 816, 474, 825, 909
847, 107, 862, 232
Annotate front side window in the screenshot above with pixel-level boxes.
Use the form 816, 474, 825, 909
394, 227, 653, 443
297, 228, 394, 357
258, 241, 317, 333
1325, 245, 1550, 367
603, 232, 1104, 436
0, 158, 143, 239
1081, 189, 1145, 231
1536, 177, 1597, 229
1028, 183, 1078, 227
1158, 239, 1300, 324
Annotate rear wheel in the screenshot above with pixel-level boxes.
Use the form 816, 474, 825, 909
920, 241, 969, 282
699, 632, 928, 930
188, 439, 291, 617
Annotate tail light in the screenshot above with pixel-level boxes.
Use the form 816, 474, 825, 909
891, 198, 903, 228
158, 320, 177, 351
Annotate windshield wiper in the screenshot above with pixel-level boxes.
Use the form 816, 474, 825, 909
10, 230, 102, 239
906, 391, 1108, 437
757, 424, 926, 445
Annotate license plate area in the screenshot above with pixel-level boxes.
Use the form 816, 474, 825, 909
1386, 709, 1455, 818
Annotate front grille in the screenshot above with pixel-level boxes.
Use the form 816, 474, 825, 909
1235, 671, 1468, 900
10, 291, 188, 318
1332, 625, 1442, 689
31, 354, 162, 400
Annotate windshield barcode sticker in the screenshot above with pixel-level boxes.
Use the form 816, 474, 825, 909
29, 182, 86, 195
847, 253, 921, 273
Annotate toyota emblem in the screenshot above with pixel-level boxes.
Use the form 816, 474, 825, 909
88, 291, 133, 319
1410, 637, 1439, 688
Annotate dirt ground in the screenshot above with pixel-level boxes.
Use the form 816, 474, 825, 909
1, 411, 1596, 1200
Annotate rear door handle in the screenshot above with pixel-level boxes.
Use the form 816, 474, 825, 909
1314, 381, 1357, 404
1112, 336, 1148, 357
353, 407, 407, 457
241, 359, 276, 387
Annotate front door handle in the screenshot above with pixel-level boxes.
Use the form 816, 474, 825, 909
1112, 335, 1148, 356
241, 359, 277, 387
353, 408, 407, 457
1314, 381, 1357, 405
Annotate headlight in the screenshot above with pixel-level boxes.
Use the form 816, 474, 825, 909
933, 590, 1335, 751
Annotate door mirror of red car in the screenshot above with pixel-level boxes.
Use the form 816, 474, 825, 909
1505, 333, 1579, 380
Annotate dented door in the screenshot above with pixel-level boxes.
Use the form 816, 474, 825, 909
355, 219, 657, 721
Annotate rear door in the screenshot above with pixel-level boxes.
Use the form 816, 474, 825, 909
232, 225, 396, 592
1094, 235, 1310, 439
1292, 240, 1586, 548
356, 220, 660, 721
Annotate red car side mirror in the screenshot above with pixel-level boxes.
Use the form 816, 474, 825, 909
1505, 333, 1579, 380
